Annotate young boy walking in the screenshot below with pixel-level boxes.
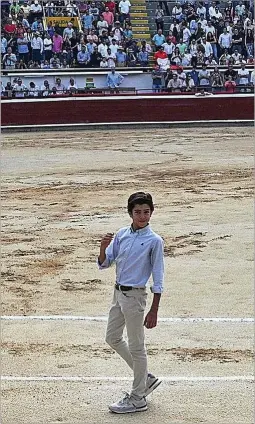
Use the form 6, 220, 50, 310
97, 192, 164, 414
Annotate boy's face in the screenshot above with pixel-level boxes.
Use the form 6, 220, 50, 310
130, 203, 152, 230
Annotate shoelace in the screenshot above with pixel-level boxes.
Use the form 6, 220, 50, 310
120, 392, 131, 405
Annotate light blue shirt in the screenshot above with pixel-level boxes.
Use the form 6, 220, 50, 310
98, 225, 164, 293
106, 72, 124, 88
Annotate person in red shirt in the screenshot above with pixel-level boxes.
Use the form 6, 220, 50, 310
166, 30, 176, 45
224, 75, 236, 93
15, 22, 25, 38
4, 18, 17, 36
105, 0, 115, 13
154, 45, 167, 61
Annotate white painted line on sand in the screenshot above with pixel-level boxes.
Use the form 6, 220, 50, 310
1, 316, 254, 323
1, 376, 253, 383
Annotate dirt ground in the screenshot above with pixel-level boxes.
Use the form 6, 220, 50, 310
1, 127, 254, 424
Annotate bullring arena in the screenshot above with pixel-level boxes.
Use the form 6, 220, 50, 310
1, 126, 254, 423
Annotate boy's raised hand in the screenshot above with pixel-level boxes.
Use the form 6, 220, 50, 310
100, 233, 114, 249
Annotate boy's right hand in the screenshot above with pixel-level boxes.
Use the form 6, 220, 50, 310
100, 233, 114, 249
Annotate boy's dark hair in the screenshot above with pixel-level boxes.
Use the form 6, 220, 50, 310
127, 192, 154, 214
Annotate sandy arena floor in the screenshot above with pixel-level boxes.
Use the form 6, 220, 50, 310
1, 127, 254, 424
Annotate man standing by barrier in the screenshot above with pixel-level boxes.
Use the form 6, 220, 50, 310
106, 68, 124, 92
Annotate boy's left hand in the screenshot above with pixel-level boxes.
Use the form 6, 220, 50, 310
144, 310, 158, 329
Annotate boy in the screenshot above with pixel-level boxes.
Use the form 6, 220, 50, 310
97, 192, 164, 413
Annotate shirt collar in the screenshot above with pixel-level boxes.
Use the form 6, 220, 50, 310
130, 224, 150, 235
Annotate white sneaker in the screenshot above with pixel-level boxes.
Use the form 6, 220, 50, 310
109, 393, 148, 414
145, 373, 162, 397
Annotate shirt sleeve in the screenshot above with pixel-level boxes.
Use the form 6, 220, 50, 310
150, 237, 164, 293
97, 233, 120, 269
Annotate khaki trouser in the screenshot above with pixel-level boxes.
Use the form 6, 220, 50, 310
105, 287, 148, 400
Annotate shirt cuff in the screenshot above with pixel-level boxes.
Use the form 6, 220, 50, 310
97, 257, 109, 269
150, 285, 163, 294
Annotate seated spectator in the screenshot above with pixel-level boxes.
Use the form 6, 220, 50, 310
41, 59, 50, 69
17, 59, 27, 69
29, 0, 42, 21
106, 68, 124, 91
87, 29, 99, 44
86, 40, 97, 55
167, 73, 182, 92
3, 47, 17, 70
232, 49, 242, 64
176, 38, 188, 55
205, 53, 218, 65
224, 75, 237, 92
115, 46, 127, 66
196, 2, 206, 19
4, 81, 14, 97
171, 47, 182, 66
50, 58, 61, 68
13, 78, 27, 98
198, 64, 211, 87
154, 45, 167, 61
197, 50, 205, 65
67, 78, 78, 93
140, 39, 152, 54
151, 64, 163, 92
238, 63, 250, 85
100, 57, 109, 67
55, 77, 66, 94
41, 80, 51, 96
28, 81, 39, 97
185, 74, 195, 92
138, 47, 149, 66
77, 45, 91, 67
224, 64, 238, 81
219, 48, 231, 65
109, 39, 119, 55
212, 74, 223, 91
181, 48, 192, 66
152, 29, 166, 50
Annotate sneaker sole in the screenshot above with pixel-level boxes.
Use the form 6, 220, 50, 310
145, 379, 162, 397
109, 406, 148, 413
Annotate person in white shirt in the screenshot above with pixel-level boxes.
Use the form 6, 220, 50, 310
106, 48, 116, 67
198, 14, 207, 30
250, 69, 255, 86
182, 25, 191, 44
13, 78, 27, 98
43, 33, 53, 61
205, 21, 216, 35
208, 1, 216, 18
98, 40, 108, 57
201, 36, 213, 57
109, 39, 119, 55
218, 28, 232, 53
100, 57, 109, 67
28, 81, 39, 96
196, 3, 206, 17
213, 7, 222, 19
171, 3, 182, 21
238, 64, 250, 85
162, 40, 175, 57
97, 16, 108, 35
118, 0, 131, 23
67, 78, 78, 93
31, 32, 43, 62
232, 49, 242, 64
41, 80, 51, 96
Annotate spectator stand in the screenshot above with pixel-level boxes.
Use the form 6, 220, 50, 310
42, 6, 82, 34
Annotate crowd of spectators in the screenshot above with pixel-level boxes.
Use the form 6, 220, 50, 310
151, 61, 255, 92
152, 0, 254, 69
1, 0, 154, 69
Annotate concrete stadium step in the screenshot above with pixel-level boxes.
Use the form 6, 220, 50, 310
133, 33, 151, 39
131, 5, 147, 10
132, 26, 150, 31
131, 11, 148, 17
132, 19, 149, 24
